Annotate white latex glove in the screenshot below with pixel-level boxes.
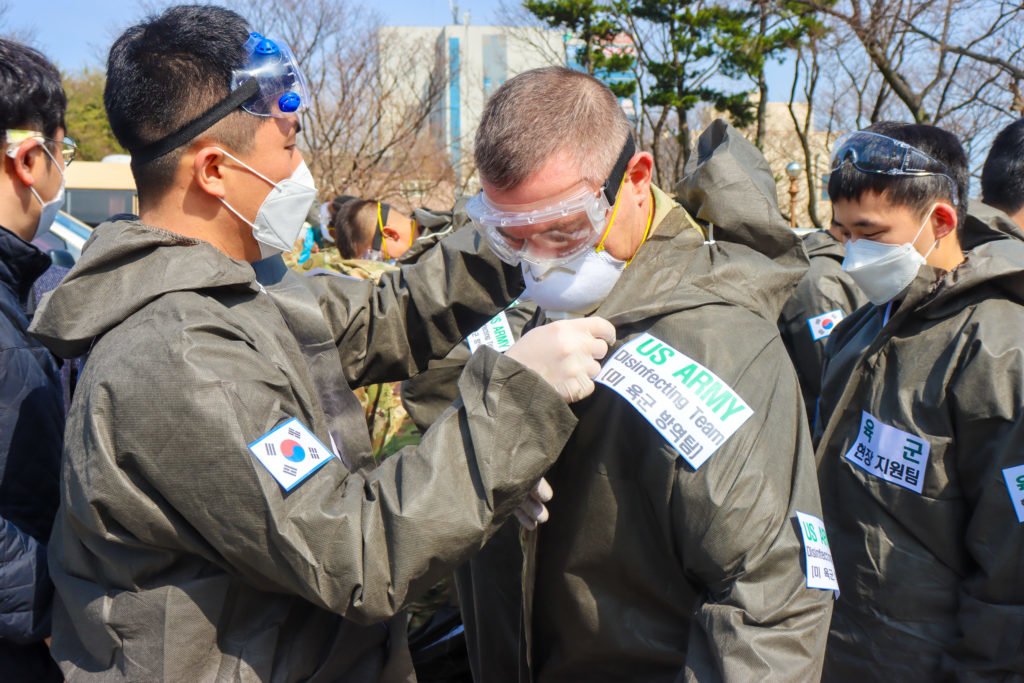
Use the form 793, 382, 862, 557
514, 477, 553, 530
506, 316, 616, 402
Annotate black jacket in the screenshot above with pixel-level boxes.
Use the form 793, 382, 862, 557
0, 226, 64, 681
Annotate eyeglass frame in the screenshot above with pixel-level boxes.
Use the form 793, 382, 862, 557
3, 129, 78, 167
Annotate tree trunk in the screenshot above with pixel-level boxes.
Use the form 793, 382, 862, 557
755, 0, 769, 150
788, 43, 824, 228
756, 71, 769, 150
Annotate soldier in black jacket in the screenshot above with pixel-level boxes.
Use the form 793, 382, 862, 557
0, 38, 73, 683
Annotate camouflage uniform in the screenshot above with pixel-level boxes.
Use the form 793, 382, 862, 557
288, 235, 467, 680
283, 245, 420, 462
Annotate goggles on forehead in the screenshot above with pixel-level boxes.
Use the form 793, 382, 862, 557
131, 32, 310, 164
232, 33, 309, 118
466, 136, 636, 267
831, 130, 960, 206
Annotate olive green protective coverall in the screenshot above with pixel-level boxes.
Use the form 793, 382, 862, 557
29, 219, 576, 682
457, 121, 834, 682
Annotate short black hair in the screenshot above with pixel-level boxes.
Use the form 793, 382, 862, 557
105, 5, 262, 200
981, 118, 1024, 215
0, 38, 66, 140
829, 122, 969, 230
328, 194, 358, 222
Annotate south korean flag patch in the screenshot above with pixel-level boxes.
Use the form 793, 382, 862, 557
807, 309, 845, 341
248, 418, 336, 491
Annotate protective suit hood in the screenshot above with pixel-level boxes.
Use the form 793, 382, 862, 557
598, 120, 807, 330
30, 219, 257, 359
960, 201, 1024, 250
676, 120, 805, 264
918, 237, 1024, 320
668, 119, 808, 321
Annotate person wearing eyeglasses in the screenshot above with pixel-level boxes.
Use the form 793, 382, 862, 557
0, 38, 74, 683
815, 122, 1024, 680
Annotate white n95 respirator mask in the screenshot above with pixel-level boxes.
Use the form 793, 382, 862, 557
29, 144, 66, 240
841, 207, 938, 305
522, 248, 626, 315
31, 178, 65, 241
217, 150, 318, 259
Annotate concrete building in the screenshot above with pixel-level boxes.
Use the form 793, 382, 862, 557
377, 25, 830, 228
378, 24, 566, 186
756, 101, 838, 228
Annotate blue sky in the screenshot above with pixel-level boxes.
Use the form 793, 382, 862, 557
3, 0, 506, 71
4, 0, 792, 98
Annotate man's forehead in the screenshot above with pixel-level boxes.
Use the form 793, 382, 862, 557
831, 194, 919, 228
482, 149, 585, 205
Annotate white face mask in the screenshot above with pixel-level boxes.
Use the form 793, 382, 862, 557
318, 202, 335, 243
28, 146, 65, 240
522, 248, 626, 315
841, 206, 938, 305
216, 150, 318, 260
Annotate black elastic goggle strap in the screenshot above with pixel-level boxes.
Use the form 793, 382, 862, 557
130, 79, 260, 165
602, 135, 637, 205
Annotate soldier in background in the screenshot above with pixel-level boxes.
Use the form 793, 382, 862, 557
778, 227, 867, 428
335, 198, 416, 261
981, 117, 1024, 231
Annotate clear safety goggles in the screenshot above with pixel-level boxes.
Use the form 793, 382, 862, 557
231, 33, 310, 118
466, 183, 614, 266
466, 137, 636, 267
831, 130, 959, 206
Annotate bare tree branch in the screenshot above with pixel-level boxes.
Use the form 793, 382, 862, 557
902, 15, 1024, 80
231, 0, 455, 211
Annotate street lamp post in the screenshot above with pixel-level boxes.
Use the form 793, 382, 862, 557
786, 161, 803, 228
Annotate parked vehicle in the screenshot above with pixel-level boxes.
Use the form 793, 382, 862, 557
32, 211, 92, 262
63, 159, 137, 228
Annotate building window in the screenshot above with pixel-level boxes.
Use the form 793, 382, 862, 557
481, 34, 507, 98
820, 174, 831, 201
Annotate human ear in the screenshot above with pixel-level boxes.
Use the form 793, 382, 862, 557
193, 146, 228, 199
9, 140, 42, 188
626, 152, 654, 202
930, 202, 958, 241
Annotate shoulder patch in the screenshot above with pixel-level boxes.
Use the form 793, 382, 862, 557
796, 511, 840, 596
248, 418, 336, 491
595, 332, 753, 470
807, 309, 845, 341
1002, 464, 1024, 523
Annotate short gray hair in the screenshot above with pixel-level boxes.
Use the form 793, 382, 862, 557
474, 66, 633, 192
